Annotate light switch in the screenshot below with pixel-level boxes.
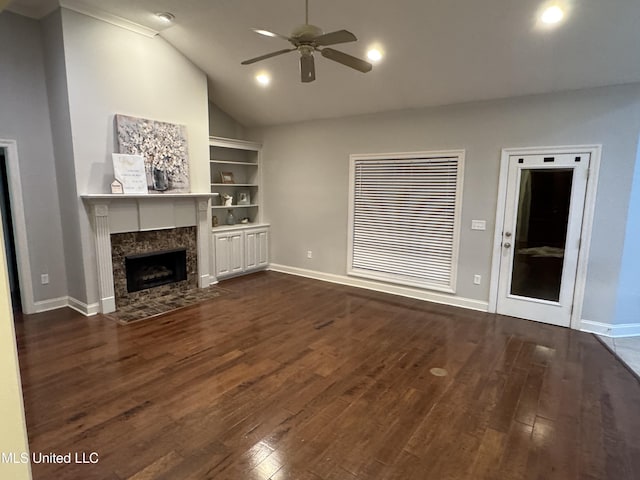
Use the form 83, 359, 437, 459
471, 220, 486, 231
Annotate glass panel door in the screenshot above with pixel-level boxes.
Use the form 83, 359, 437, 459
510, 169, 573, 301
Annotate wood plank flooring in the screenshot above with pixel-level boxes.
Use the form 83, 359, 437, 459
15, 271, 640, 479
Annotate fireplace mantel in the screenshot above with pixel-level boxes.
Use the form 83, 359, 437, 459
82, 193, 218, 200
82, 193, 216, 314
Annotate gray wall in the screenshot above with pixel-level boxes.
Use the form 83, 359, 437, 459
209, 101, 246, 139
0, 11, 68, 303
250, 83, 640, 326
60, 8, 210, 306
614, 136, 640, 325
41, 9, 84, 303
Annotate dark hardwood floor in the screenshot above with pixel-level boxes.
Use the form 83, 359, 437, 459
15, 271, 640, 479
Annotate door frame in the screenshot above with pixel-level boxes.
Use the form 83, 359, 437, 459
0, 139, 36, 314
488, 145, 602, 330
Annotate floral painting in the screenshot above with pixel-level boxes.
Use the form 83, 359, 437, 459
115, 114, 190, 193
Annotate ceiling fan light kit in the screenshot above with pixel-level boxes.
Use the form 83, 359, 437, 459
241, 0, 373, 83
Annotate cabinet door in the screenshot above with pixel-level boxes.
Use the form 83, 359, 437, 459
229, 232, 244, 274
257, 230, 269, 267
245, 230, 258, 270
244, 228, 268, 270
214, 233, 230, 277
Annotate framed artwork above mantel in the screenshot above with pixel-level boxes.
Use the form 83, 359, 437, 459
115, 114, 191, 194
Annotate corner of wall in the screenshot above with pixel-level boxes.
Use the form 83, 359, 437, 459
611, 132, 640, 330
208, 101, 247, 139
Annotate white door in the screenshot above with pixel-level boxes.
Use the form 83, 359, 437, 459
496, 153, 590, 327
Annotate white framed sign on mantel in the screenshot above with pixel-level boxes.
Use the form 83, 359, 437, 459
112, 154, 148, 194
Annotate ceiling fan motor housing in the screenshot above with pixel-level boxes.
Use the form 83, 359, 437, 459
291, 24, 323, 41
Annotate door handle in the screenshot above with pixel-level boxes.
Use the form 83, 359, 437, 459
504, 242, 512, 249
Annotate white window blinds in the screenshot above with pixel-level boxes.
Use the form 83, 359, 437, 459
348, 151, 464, 293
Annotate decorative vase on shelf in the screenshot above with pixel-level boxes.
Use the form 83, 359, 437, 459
153, 167, 168, 191
226, 209, 236, 225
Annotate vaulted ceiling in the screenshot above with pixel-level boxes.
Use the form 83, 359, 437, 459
6, 0, 640, 126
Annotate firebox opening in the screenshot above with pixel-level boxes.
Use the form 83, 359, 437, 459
125, 248, 187, 293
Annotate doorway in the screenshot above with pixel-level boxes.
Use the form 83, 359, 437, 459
489, 146, 601, 329
0, 147, 21, 311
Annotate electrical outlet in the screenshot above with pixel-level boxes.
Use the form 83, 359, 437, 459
473, 274, 481, 285
307, 250, 313, 259
471, 220, 487, 231
41, 274, 49, 285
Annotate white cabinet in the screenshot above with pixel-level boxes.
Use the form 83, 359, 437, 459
214, 231, 244, 278
209, 136, 268, 282
212, 225, 269, 280
245, 227, 269, 271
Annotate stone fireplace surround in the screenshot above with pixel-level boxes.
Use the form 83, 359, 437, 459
112, 227, 196, 308
82, 194, 216, 314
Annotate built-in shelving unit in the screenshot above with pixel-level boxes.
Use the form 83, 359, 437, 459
209, 136, 263, 228
208, 136, 269, 280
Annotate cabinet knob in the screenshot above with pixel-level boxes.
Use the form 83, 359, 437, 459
504, 242, 512, 249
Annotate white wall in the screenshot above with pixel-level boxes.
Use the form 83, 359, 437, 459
0, 216, 32, 480
250, 83, 640, 327
0, 12, 68, 306
58, 8, 210, 306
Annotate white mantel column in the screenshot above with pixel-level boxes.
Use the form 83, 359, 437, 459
92, 203, 116, 313
197, 199, 212, 287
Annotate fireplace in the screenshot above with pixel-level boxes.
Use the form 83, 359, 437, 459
82, 194, 213, 315
125, 248, 187, 293
111, 226, 197, 309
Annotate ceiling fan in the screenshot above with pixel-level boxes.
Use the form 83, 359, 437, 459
241, 0, 373, 83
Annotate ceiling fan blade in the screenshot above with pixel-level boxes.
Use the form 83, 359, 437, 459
312, 29, 357, 46
300, 54, 316, 83
251, 28, 291, 42
320, 48, 372, 73
241, 48, 296, 65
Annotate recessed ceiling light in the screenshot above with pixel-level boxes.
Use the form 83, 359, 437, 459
155, 12, 175, 24
541, 5, 564, 24
367, 48, 383, 62
256, 73, 270, 86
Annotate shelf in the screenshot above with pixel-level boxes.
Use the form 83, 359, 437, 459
210, 160, 258, 166
211, 183, 258, 187
209, 136, 261, 151
212, 222, 270, 232
211, 204, 258, 209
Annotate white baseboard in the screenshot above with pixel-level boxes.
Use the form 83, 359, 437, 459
67, 296, 100, 316
268, 264, 489, 312
33, 296, 69, 313
31, 296, 100, 316
580, 319, 640, 337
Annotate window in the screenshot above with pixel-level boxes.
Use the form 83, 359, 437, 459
348, 150, 465, 293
